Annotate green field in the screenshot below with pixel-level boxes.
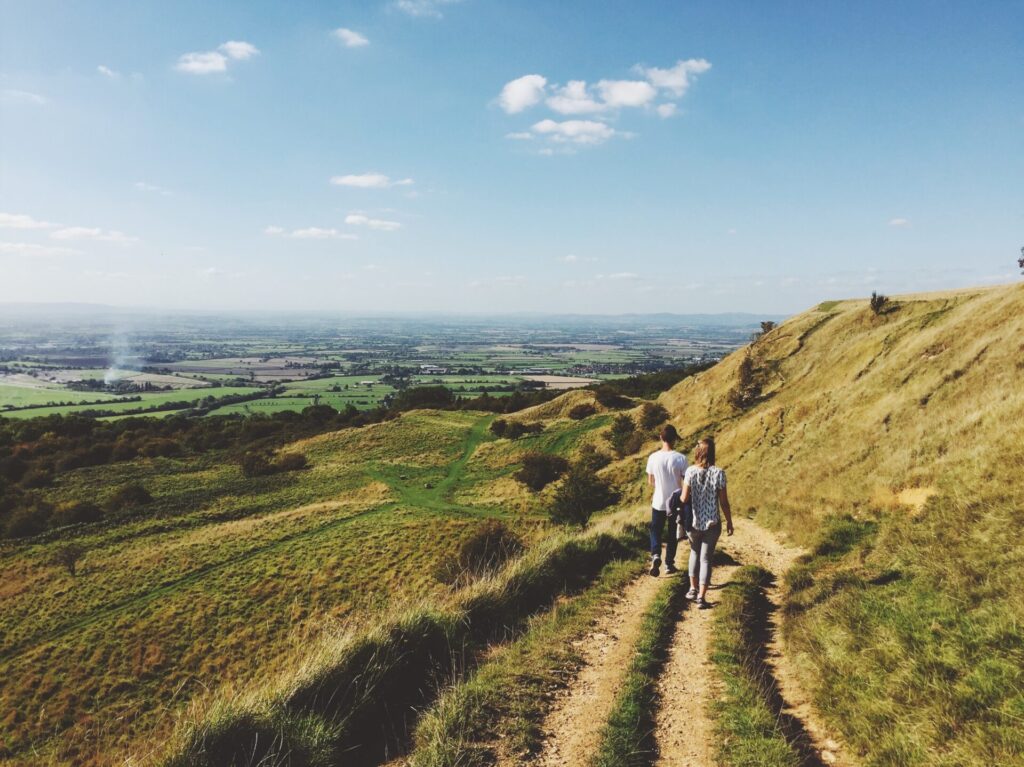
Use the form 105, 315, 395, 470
0, 383, 121, 410
0, 386, 261, 419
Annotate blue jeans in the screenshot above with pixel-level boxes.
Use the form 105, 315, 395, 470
650, 508, 678, 567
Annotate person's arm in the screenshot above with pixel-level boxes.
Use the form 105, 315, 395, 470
681, 481, 691, 504
648, 473, 656, 488
720, 486, 733, 535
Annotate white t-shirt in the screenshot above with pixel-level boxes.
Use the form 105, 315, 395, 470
646, 449, 688, 511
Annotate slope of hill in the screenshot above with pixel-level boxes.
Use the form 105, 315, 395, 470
657, 282, 1024, 765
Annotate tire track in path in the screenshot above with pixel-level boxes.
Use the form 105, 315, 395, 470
527, 569, 668, 767
654, 521, 854, 767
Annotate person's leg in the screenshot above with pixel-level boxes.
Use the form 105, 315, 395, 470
687, 529, 702, 597
697, 525, 722, 601
664, 519, 678, 571
649, 508, 665, 575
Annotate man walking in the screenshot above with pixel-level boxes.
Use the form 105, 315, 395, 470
645, 424, 688, 576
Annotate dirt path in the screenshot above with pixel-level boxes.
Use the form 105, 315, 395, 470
653, 521, 853, 767
528, 570, 668, 767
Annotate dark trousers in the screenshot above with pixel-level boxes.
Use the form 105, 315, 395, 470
649, 508, 678, 566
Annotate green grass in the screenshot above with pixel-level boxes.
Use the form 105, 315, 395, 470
709, 566, 801, 767
0, 382, 121, 409
161, 526, 645, 767
591, 573, 685, 767
0, 386, 261, 418
408, 558, 642, 767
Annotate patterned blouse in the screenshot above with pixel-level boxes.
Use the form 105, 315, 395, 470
684, 465, 727, 531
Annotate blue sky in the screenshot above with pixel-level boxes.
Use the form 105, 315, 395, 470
1, 0, 1021, 313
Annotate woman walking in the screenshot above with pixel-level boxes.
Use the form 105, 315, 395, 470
680, 437, 733, 608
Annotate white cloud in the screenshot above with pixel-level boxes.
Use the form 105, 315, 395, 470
0, 242, 80, 257
546, 80, 605, 115
505, 131, 534, 140
638, 58, 711, 97
135, 181, 171, 195
345, 214, 402, 231
0, 212, 56, 229
176, 51, 228, 75
97, 65, 120, 78
331, 173, 413, 188
656, 103, 677, 118
599, 272, 639, 280
499, 74, 547, 114
2, 89, 47, 105
333, 28, 369, 47
532, 119, 616, 145
560, 253, 597, 264
219, 41, 259, 60
394, 0, 462, 18
888, 217, 910, 227
202, 267, 227, 277
596, 79, 656, 108
50, 227, 137, 243
176, 41, 259, 75
266, 226, 358, 240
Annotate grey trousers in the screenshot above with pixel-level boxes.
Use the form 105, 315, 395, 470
687, 524, 721, 586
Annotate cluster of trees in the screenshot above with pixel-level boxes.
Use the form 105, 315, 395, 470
489, 419, 545, 440
727, 353, 763, 410
588, 362, 713, 401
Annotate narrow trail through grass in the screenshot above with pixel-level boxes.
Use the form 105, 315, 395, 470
530, 570, 670, 767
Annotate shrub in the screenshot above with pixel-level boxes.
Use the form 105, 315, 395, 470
106, 483, 153, 513
434, 519, 525, 584
239, 452, 273, 478
576, 443, 612, 473
513, 452, 570, 491
19, 468, 53, 489
593, 385, 632, 410
53, 501, 104, 527
637, 402, 669, 431
504, 421, 543, 440
607, 413, 637, 457
727, 353, 762, 410
568, 403, 597, 420
54, 543, 86, 576
4, 502, 52, 538
489, 419, 508, 438
870, 291, 889, 315
273, 452, 308, 473
549, 466, 619, 528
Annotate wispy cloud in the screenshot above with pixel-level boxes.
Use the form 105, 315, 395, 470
97, 65, 120, 78
532, 119, 616, 145
176, 41, 259, 75
330, 173, 414, 189
1, 89, 47, 105
393, 0, 463, 18
50, 227, 137, 243
0, 242, 81, 257
265, 226, 359, 240
0, 212, 56, 230
888, 217, 910, 227
345, 214, 402, 231
333, 28, 369, 47
135, 181, 171, 195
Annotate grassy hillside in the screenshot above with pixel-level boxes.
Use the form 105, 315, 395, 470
656, 282, 1024, 765
1, 407, 619, 766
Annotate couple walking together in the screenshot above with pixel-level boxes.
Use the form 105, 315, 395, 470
645, 425, 733, 609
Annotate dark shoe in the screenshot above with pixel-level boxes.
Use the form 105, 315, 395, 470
665, 564, 679, 574
697, 597, 712, 610
649, 557, 661, 577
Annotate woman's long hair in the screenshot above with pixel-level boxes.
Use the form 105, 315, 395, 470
693, 437, 716, 468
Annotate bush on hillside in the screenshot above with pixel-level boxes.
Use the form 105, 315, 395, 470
3, 500, 52, 538
503, 421, 544, 440
608, 414, 638, 457
870, 291, 889, 315
106, 483, 153, 513
52, 501, 103, 527
592, 385, 632, 410
54, 543, 86, 577
391, 385, 456, 411
514, 452, 570, 491
727, 353, 762, 410
637, 402, 670, 432
434, 519, 525, 585
575, 443, 612, 473
568, 403, 597, 420
489, 418, 508, 438
549, 466, 619, 528
240, 451, 309, 478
